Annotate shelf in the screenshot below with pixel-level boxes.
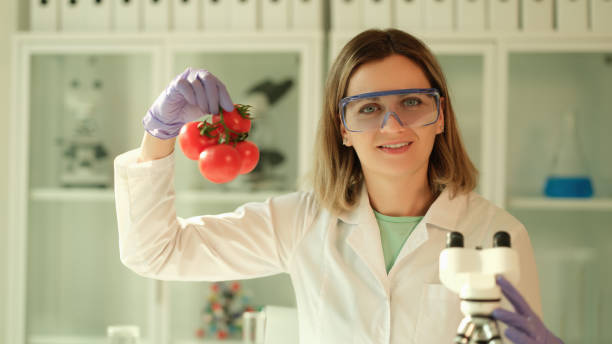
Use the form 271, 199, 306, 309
15, 30, 612, 41
330, 30, 612, 44
12, 30, 324, 47
29, 188, 283, 203
174, 340, 242, 344
28, 336, 145, 344
27, 336, 240, 344
30, 188, 115, 202
508, 197, 612, 211
15, 30, 324, 38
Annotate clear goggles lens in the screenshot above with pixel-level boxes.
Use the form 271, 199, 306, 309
341, 90, 440, 132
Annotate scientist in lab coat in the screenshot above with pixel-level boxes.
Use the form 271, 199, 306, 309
114, 29, 564, 344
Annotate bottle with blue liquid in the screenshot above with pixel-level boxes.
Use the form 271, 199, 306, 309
544, 109, 594, 198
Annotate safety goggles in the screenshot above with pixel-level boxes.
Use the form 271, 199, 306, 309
340, 88, 441, 132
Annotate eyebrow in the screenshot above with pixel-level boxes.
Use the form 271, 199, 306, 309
352, 96, 380, 102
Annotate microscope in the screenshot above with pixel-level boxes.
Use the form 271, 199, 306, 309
439, 231, 520, 344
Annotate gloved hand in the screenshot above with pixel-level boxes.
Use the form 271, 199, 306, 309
143, 67, 234, 139
492, 275, 564, 344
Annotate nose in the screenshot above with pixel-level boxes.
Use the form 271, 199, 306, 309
380, 112, 405, 132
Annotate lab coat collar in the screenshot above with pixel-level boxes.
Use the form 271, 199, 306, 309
339, 183, 470, 290
338, 183, 469, 234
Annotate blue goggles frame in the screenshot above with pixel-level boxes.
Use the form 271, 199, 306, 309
339, 88, 442, 132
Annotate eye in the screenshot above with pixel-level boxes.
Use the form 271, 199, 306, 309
402, 97, 422, 107
359, 104, 379, 114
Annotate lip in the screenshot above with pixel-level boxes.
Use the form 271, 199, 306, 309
377, 141, 413, 154
376, 140, 413, 148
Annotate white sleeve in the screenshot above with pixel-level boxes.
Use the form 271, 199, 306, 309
512, 224, 543, 318
113, 148, 318, 281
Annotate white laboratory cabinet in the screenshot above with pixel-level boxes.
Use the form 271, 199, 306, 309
7, 27, 612, 344
8, 31, 323, 344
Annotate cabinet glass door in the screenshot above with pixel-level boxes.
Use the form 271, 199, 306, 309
26, 52, 154, 343
506, 50, 612, 344
436, 54, 485, 178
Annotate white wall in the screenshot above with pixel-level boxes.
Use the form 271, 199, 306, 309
1, 0, 17, 341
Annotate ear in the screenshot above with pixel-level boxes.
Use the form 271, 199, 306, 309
435, 97, 445, 135
339, 113, 352, 147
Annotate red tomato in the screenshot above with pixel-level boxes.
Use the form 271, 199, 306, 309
214, 107, 251, 134
235, 141, 259, 174
217, 330, 228, 339
198, 145, 242, 184
178, 121, 218, 161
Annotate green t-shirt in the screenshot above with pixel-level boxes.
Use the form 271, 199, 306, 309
373, 210, 423, 274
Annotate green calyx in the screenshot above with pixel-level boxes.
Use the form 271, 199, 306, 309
235, 104, 253, 119
198, 121, 219, 138
217, 104, 253, 120
198, 104, 252, 146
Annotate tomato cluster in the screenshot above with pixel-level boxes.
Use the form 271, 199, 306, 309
178, 104, 259, 184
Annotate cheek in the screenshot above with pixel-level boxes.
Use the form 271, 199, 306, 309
348, 134, 375, 157
417, 129, 439, 155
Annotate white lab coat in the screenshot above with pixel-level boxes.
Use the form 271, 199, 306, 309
114, 148, 542, 344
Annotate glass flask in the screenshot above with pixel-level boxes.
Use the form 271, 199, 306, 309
544, 109, 594, 197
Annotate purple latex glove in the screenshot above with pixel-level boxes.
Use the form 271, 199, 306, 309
492, 275, 564, 344
143, 67, 234, 139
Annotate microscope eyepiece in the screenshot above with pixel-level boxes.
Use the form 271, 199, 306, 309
493, 231, 511, 248
446, 231, 464, 248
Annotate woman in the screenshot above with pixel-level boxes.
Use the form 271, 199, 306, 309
114, 29, 563, 343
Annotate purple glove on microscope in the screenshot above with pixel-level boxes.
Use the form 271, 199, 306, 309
492, 275, 564, 344
143, 67, 234, 139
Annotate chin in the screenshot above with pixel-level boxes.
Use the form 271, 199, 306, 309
371, 161, 428, 179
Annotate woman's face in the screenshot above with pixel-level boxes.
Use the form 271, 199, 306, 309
341, 54, 445, 181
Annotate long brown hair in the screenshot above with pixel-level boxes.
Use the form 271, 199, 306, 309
311, 28, 478, 215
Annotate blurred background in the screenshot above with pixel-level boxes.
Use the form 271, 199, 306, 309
2, 0, 612, 343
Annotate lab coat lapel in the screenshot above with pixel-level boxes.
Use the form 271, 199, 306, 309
393, 188, 467, 267
342, 185, 389, 291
